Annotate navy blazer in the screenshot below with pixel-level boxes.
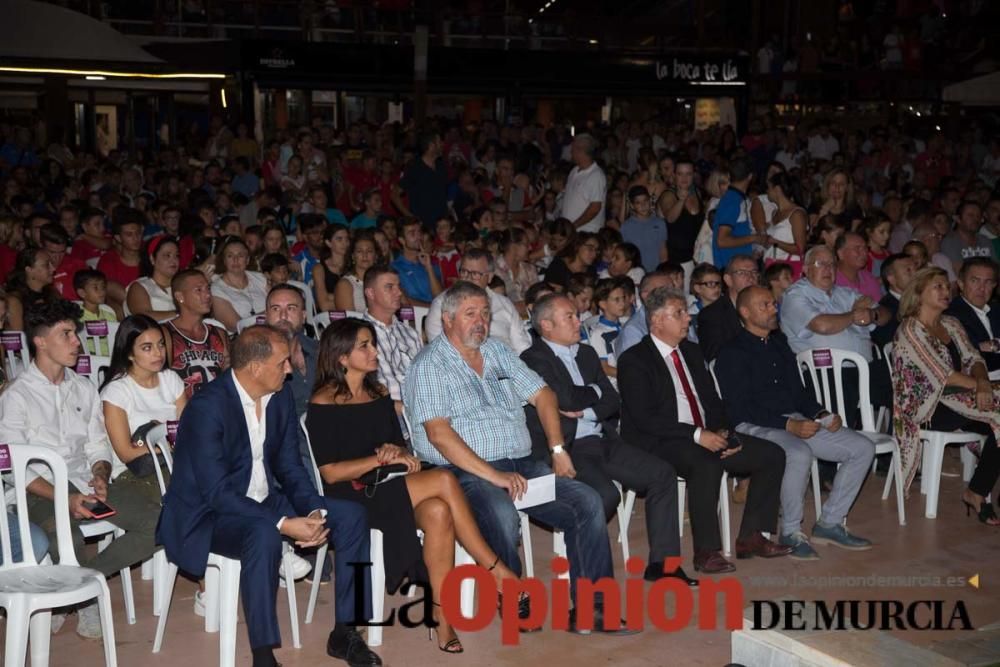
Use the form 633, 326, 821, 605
946, 297, 1000, 370
156, 370, 324, 577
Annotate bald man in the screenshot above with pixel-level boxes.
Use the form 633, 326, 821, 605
715, 286, 875, 560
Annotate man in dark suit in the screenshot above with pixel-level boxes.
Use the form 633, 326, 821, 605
697, 254, 759, 361
871, 253, 915, 348
946, 257, 1000, 371
618, 286, 792, 573
521, 293, 695, 585
158, 326, 380, 667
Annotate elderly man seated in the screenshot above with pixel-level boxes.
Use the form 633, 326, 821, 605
716, 286, 875, 560
780, 245, 892, 425
404, 281, 637, 634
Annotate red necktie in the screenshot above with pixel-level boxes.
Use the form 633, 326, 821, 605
670, 349, 704, 428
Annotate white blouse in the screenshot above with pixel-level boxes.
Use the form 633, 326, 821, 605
211, 271, 269, 320
125, 276, 174, 316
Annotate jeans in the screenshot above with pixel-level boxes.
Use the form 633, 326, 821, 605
446, 456, 612, 603
2, 513, 49, 564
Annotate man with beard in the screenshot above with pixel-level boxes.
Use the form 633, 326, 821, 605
403, 281, 637, 634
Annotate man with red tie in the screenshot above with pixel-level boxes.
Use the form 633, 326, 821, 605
618, 286, 792, 574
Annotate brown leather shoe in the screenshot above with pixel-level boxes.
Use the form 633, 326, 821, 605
692, 550, 736, 574
735, 532, 794, 560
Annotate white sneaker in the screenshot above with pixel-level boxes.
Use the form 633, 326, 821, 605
279, 552, 312, 581
76, 603, 103, 641
193, 590, 206, 617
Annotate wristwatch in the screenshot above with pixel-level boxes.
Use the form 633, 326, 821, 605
551, 444, 566, 455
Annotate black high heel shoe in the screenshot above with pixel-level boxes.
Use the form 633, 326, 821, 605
963, 498, 1000, 525
430, 602, 463, 654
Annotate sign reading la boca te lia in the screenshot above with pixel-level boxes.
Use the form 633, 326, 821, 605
655, 58, 743, 85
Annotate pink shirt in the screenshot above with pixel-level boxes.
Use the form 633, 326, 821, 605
835, 269, 883, 303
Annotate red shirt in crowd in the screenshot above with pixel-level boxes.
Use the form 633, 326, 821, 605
97, 250, 141, 289
69, 236, 106, 263
52, 254, 87, 300
0, 243, 16, 284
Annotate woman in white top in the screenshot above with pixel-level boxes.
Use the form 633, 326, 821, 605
749, 162, 786, 234
126, 235, 179, 321
210, 236, 269, 332
763, 171, 809, 278
100, 314, 187, 496
334, 232, 378, 312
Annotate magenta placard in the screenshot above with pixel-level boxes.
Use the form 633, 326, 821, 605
74, 355, 92, 375
1, 332, 22, 351
0, 444, 10, 472
166, 420, 179, 444
85, 320, 109, 336
256, 315, 266, 325
329, 310, 347, 321
812, 349, 833, 368
399, 306, 415, 321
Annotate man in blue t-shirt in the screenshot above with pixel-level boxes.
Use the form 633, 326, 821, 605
621, 185, 668, 273
390, 217, 443, 306
712, 157, 765, 270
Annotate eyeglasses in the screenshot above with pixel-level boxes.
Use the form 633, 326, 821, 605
811, 261, 836, 269
730, 269, 760, 279
459, 269, 491, 280
694, 280, 721, 288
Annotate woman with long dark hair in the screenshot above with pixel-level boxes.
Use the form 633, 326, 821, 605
210, 236, 269, 332
763, 171, 809, 279
5, 246, 57, 331
313, 224, 350, 312
126, 235, 180, 321
306, 318, 523, 654
99, 314, 186, 495
543, 232, 600, 290
333, 231, 378, 311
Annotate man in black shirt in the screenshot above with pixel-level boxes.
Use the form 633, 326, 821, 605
393, 131, 449, 229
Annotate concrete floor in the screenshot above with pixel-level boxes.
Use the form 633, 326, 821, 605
16, 448, 1000, 666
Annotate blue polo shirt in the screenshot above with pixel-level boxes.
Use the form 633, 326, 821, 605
712, 188, 754, 269
621, 215, 668, 273
391, 254, 441, 304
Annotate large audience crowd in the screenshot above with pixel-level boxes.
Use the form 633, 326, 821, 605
0, 111, 999, 666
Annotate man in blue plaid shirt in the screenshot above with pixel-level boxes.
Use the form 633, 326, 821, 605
404, 282, 637, 634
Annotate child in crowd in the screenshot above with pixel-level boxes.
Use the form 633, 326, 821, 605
687, 263, 722, 343
350, 188, 382, 230
260, 252, 291, 288
764, 261, 794, 310
433, 217, 461, 288
583, 278, 630, 380
863, 215, 892, 276
532, 217, 573, 269
600, 241, 645, 286
656, 261, 687, 291
74, 269, 117, 355
566, 272, 595, 322
621, 185, 668, 273
595, 228, 622, 275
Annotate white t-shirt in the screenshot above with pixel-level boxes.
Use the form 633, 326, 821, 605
807, 134, 840, 162
211, 271, 269, 320
563, 162, 607, 233
99, 370, 185, 436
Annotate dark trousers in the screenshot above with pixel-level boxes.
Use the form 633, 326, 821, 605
566, 434, 680, 564
209, 494, 371, 649
651, 434, 785, 554
929, 403, 1000, 500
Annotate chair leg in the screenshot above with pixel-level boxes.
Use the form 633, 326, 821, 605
152, 562, 179, 653
367, 530, 385, 648
519, 512, 534, 579
141, 558, 154, 581
305, 544, 327, 625
204, 561, 221, 633
28, 609, 52, 667
281, 549, 301, 649
454, 545, 476, 618
811, 460, 822, 521
617, 490, 635, 563
923, 438, 946, 519
718, 474, 732, 558
892, 450, 906, 527
96, 578, 119, 667
119, 565, 136, 625
677, 480, 686, 538
4, 598, 29, 667
218, 559, 241, 667
552, 531, 569, 580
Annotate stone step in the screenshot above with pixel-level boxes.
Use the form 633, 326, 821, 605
929, 629, 1000, 667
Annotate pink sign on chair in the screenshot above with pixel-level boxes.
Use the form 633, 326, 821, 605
399, 306, 415, 322
85, 320, 109, 337
329, 310, 347, 321
0, 444, 10, 472
166, 420, 179, 445
256, 315, 266, 325
811, 349, 833, 368
1, 332, 22, 351
74, 355, 92, 375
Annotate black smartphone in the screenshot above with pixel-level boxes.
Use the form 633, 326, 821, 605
83, 500, 117, 520
724, 432, 743, 451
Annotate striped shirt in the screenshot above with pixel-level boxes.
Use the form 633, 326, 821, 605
364, 311, 423, 401
404, 335, 545, 465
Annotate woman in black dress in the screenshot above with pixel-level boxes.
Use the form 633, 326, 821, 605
307, 318, 522, 654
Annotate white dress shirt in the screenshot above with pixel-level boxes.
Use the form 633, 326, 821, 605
232, 372, 273, 503
0, 362, 118, 495
650, 335, 705, 445
425, 288, 532, 353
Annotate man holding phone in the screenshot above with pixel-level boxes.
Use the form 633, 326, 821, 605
715, 286, 875, 561
0, 299, 160, 639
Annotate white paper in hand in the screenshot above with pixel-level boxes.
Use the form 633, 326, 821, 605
513, 473, 556, 509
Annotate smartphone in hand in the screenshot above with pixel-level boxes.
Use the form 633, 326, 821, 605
83, 500, 117, 520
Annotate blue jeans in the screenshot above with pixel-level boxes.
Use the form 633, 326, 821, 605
447, 457, 612, 603
2, 514, 49, 564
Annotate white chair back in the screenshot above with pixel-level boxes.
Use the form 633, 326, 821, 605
796, 348, 879, 432
236, 314, 267, 333
312, 310, 365, 336
412, 306, 429, 342
1, 331, 30, 380
883, 342, 894, 381
1, 445, 77, 568
299, 413, 324, 494
288, 279, 316, 321
80, 320, 120, 357
73, 354, 112, 389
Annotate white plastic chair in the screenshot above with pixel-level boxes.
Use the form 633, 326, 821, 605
80, 320, 120, 358
73, 354, 113, 389
797, 348, 906, 526
2, 331, 30, 380
676, 473, 733, 556
1, 445, 118, 666
312, 310, 365, 336
412, 306, 429, 342
551, 481, 636, 575
236, 314, 267, 333
288, 279, 316, 321
883, 343, 986, 520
